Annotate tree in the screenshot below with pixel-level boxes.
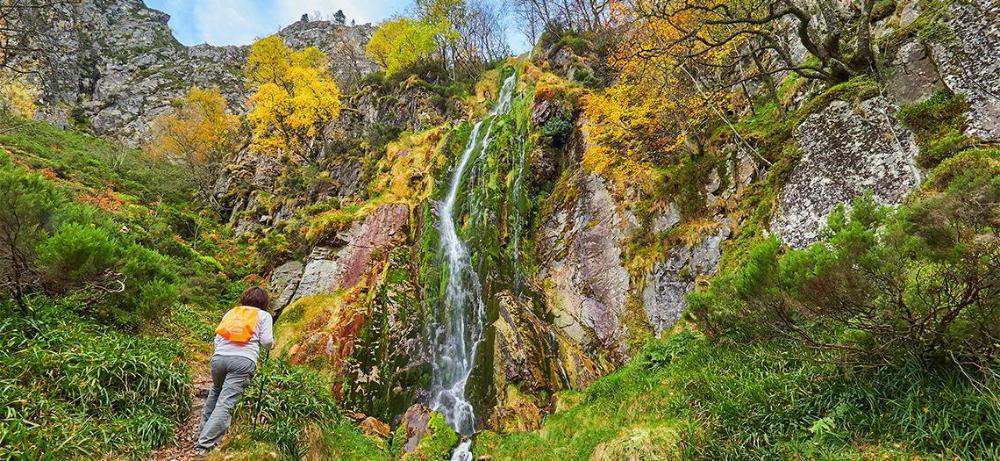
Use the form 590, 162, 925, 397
415, 0, 510, 76
366, 18, 442, 75
244, 35, 342, 163
511, 0, 613, 42
0, 70, 37, 120
622, 0, 880, 86
146, 86, 241, 207
582, 3, 727, 171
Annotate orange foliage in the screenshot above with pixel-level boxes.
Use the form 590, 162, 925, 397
581, 0, 735, 186
77, 189, 127, 212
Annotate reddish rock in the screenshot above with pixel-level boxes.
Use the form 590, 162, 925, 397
360, 416, 392, 439
333, 203, 409, 290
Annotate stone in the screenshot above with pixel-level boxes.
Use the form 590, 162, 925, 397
889, 41, 945, 105
651, 202, 681, 233
492, 291, 605, 394
773, 97, 921, 248
398, 404, 432, 453
642, 224, 731, 335
359, 416, 392, 439
539, 172, 632, 362
930, 0, 1000, 141
292, 247, 339, 301
269, 260, 304, 312
898, 0, 921, 27
331, 203, 410, 290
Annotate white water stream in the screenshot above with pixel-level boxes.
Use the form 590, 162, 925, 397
429, 74, 517, 440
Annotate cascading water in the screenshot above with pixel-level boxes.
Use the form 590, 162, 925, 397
429, 74, 518, 440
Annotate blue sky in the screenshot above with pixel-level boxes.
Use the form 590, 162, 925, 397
146, 0, 407, 45
145, 0, 528, 52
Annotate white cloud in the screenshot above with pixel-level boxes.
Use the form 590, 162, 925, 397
192, 0, 269, 45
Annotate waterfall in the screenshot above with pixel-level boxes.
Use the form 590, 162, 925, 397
430, 74, 517, 436
509, 133, 529, 291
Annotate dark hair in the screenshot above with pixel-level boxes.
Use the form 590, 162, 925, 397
241, 286, 270, 311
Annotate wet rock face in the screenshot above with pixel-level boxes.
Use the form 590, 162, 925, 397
773, 97, 921, 248
269, 261, 304, 312
335, 203, 410, 290
642, 225, 731, 335
492, 291, 605, 394
931, 0, 1000, 141
293, 247, 340, 302
539, 172, 633, 361
26, 0, 375, 145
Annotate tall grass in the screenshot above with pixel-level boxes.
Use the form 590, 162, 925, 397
0, 298, 191, 459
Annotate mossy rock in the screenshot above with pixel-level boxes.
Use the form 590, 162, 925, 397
390, 405, 460, 461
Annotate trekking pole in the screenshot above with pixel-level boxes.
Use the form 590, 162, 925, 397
251, 349, 270, 432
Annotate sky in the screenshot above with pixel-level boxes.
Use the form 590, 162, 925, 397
145, 0, 528, 52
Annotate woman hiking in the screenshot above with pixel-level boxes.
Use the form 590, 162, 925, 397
195, 286, 274, 454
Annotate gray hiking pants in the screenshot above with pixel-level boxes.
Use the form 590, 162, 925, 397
197, 355, 256, 449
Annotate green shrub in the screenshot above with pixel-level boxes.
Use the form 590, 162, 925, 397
541, 115, 573, 147
0, 154, 62, 308
36, 223, 119, 291
228, 359, 341, 458
690, 152, 999, 366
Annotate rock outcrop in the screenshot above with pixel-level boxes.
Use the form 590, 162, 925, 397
930, 0, 1000, 141
773, 97, 921, 248
276, 203, 410, 310
642, 225, 731, 335
26, 0, 375, 145
538, 172, 634, 362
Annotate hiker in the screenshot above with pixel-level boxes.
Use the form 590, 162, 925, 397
195, 286, 274, 454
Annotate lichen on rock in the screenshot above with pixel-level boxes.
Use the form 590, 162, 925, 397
773, 96, 921, 248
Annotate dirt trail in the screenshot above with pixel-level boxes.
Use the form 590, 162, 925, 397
149, 372, 213, 461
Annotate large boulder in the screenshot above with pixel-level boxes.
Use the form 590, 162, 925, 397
773, 97, 921, 248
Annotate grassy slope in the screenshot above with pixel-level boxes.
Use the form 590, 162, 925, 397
478, 327, 998, 460
0, 117, 386, 460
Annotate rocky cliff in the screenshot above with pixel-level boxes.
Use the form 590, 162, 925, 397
25, 0, 374, 145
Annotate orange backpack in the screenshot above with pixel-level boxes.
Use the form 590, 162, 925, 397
215, 306, 259, 343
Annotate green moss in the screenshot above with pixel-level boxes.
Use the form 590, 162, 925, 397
898, 90, 976, 167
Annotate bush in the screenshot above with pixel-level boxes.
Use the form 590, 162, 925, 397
227, 359, 341, 458
36, 223, 119, 292
690, 155, 999, 366
0, 154, 62, 308
898, 90, 976, 167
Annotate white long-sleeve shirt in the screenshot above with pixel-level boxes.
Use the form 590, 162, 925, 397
213, 306, 274, 364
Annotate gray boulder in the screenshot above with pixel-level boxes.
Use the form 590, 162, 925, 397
773, 97, 921, 248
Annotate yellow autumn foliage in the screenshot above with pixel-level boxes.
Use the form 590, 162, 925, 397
146, 86, 241, 201
0, 73, 38, 118
245, 35, 341, 161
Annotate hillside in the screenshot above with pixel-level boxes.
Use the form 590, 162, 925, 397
1, 0, 997, 460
